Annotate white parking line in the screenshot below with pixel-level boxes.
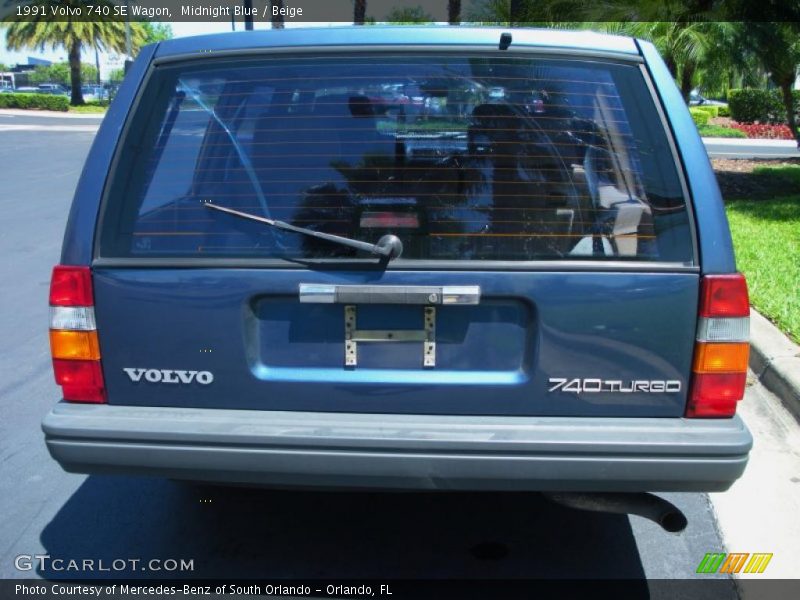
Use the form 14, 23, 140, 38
0, 108, 104, 119
0, 124, 99, 133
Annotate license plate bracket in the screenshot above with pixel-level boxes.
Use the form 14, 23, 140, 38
344, 304, 436, 368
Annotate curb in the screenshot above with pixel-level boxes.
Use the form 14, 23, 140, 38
749, 308, 800, 421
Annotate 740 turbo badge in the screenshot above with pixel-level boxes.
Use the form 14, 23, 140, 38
548, 378, 681, 393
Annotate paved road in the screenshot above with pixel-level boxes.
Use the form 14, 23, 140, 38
703, 137, 800, 160
0, 115, 790, 595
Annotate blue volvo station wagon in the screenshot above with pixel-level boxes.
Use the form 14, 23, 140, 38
43, 27, 752, 531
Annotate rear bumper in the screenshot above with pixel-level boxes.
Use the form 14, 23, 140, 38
42, 402, 752, 492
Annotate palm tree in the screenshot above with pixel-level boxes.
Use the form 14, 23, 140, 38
354, 0, 366, 25
387, 6, 433, 24
243, 0, 254, 30
448, 0, 462, 25
509, 0, 524, 25
627, 22, 715, 101
271, 0, 285, 28
570, 0, 729, 103
466, 0, 579, 27
3, 0, 143, 105
737, 22, 800, 146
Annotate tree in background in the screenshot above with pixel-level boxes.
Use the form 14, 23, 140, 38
477, 1, 744, 104
466, 0, 578, 26
462, 0, 800, 137
354, 0, 367, 25
692, 22, 763, 99
141, 22, 173, 45
538, 0, 721, 102
2, 0, 144, 105
467, 0, 509, 23
448, 0, 462, 25
386, 6, 433, 24
510, 0, 524, 25
736, 22, 800, 146
605, 21, 725, 102
28, 61, 97, 86
271, 0, 285, 29
108, 68, 125, 83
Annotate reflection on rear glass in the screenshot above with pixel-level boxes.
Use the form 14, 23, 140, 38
103, 55, 693, 263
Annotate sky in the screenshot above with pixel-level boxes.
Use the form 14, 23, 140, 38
0, 0, 469, 77
0, 21, 324, 76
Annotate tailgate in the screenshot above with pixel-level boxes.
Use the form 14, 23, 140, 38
90, 50, 700, 417
94, 269, 697, 417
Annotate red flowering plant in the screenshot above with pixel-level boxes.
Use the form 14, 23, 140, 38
730, 123, 795, 140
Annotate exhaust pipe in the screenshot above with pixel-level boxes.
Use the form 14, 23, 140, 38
542, 492, 688, 533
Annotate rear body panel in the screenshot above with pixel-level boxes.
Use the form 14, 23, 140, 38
94, 268, 696, 416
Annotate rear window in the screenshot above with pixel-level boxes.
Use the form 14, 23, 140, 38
99, 53, 693, 263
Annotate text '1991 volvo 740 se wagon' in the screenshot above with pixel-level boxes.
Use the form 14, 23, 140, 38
43, 27, 752, 533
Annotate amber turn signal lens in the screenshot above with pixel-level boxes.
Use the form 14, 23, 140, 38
692, 342, 749, 374
49, 330, 101, 361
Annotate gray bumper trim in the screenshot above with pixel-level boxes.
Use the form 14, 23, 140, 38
43, 403, 752, 491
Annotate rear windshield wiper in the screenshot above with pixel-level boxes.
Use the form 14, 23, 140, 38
204, 202, 403, 260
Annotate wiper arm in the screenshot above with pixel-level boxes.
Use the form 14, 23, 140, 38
204, 202, 403, 260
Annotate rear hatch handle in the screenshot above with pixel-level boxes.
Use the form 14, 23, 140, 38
299, 284, 481, 305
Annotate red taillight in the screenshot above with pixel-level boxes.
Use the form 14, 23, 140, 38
687, 274, 749, 418
49, 265, 106, 403
698, 273, 749, 318
52, 359, 106, 403
686, 373, 747, 418
49, 266, 94, 306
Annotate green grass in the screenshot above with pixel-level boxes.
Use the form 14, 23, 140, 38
752, 164, 800, 187
68, 104, 107, 114
726, 195, 800, 343
697, 123, 747, 138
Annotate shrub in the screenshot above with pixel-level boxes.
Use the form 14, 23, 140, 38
718, 105, 730, 118
730, 122, 794, 140
689, 107, 710, 127
0, 92, 69, 111
728, 88, 799, 124
694, 105, 719, 118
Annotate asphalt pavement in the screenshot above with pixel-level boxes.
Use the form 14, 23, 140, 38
0, 111, 793, 594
